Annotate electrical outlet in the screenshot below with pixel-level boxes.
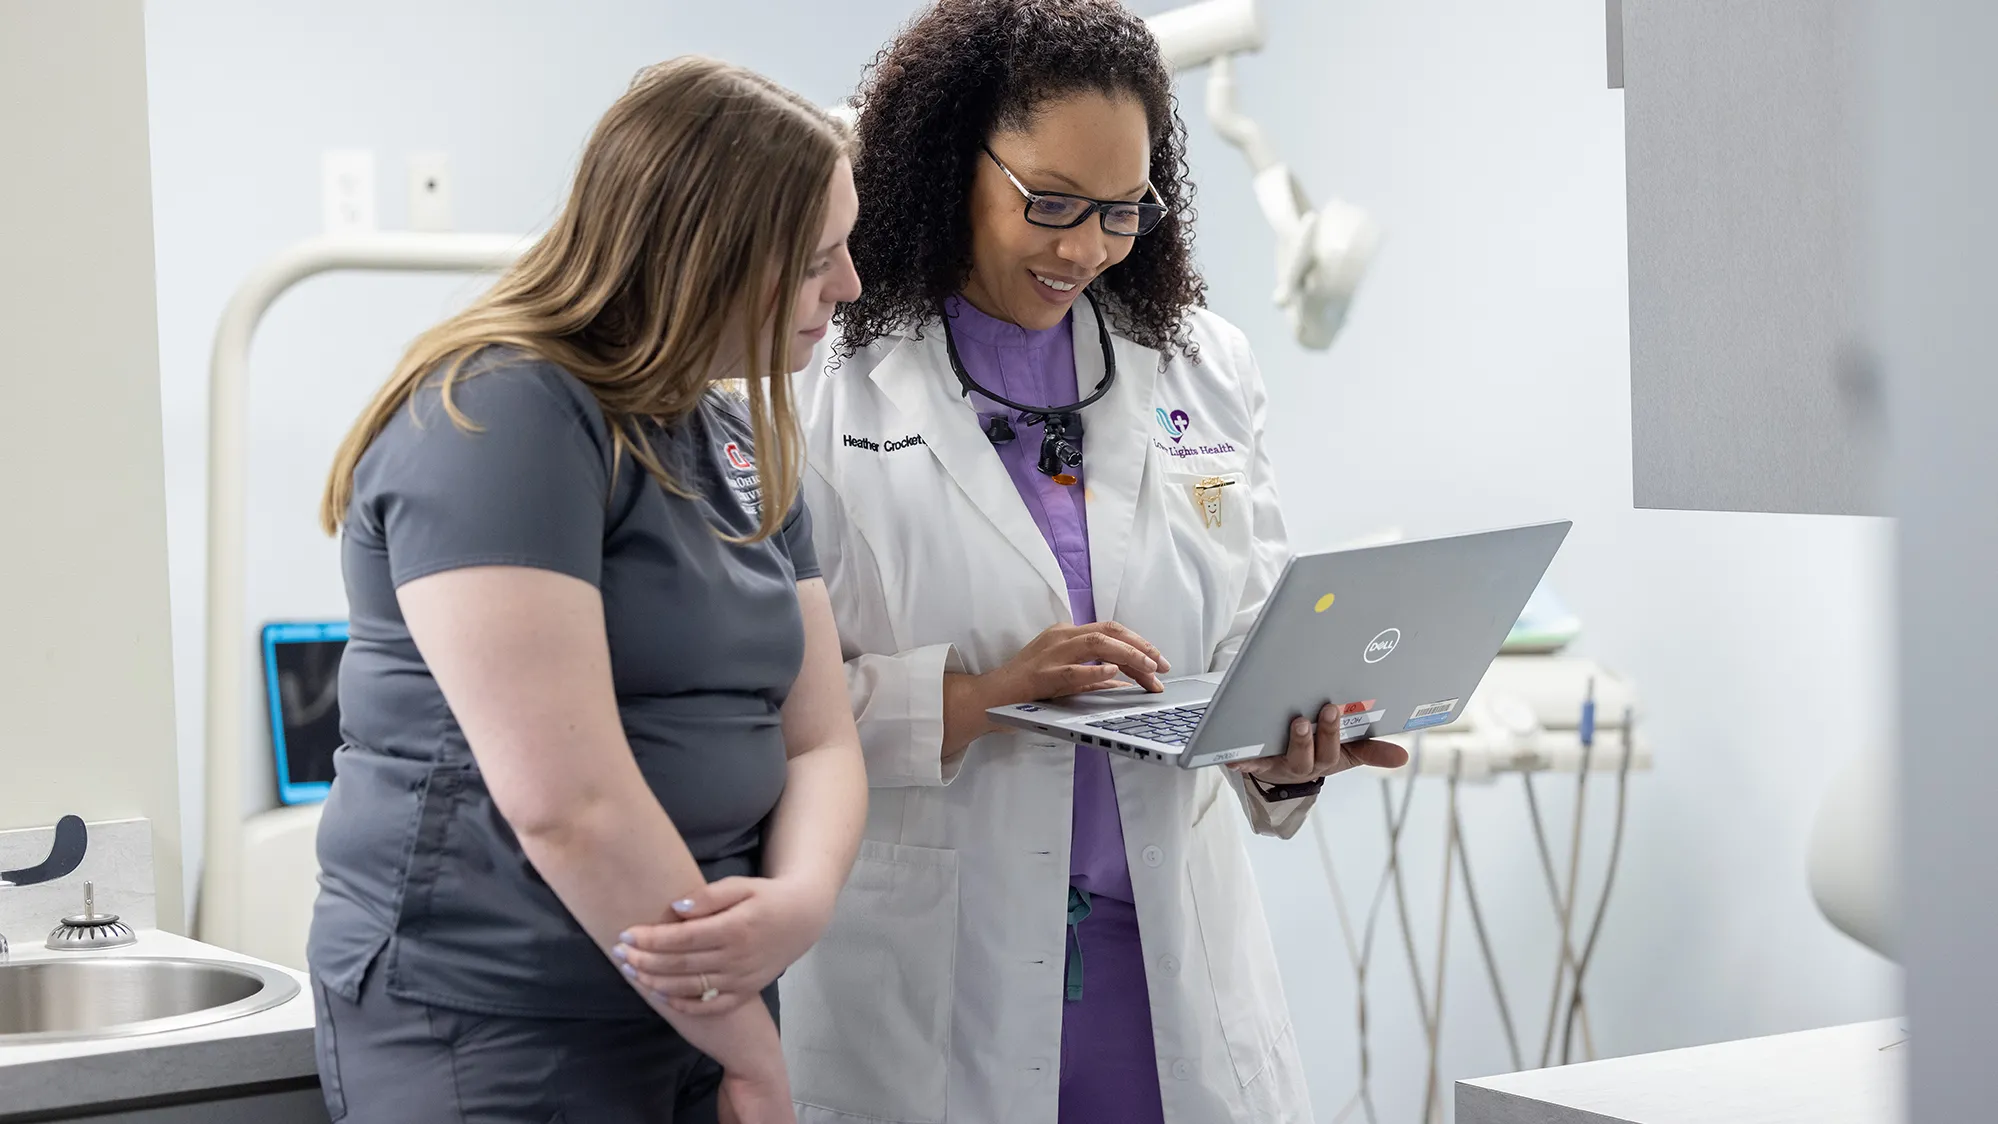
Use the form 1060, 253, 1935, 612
322, 149, 376, 235
408, 151, 453, 232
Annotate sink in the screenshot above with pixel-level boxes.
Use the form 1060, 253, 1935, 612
0, 957, 301, 1045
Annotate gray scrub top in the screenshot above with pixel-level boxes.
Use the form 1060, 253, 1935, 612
307, 353, 818, 1019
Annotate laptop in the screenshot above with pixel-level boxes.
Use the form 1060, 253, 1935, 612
987, 521, 1571, 768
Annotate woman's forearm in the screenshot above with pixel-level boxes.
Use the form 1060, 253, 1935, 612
943, 671, 1004, 758
762, 739, 867, 907
767, 577, 869, 901
515, 792, 782, 1076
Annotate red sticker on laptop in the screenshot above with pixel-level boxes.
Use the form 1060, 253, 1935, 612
1339, 700, 1378, 716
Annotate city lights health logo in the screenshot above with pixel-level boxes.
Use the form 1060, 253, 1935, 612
1155, 407, 1192, 444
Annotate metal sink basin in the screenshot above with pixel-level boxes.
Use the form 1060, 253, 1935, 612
0, 957, 301, 1045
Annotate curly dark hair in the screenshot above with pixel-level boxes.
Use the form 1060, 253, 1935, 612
837, 0, 1206, 360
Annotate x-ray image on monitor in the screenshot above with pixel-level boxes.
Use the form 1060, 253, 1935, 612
261, 620, 347, 804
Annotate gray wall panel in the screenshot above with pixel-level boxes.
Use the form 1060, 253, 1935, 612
1623, 0, 1879, 514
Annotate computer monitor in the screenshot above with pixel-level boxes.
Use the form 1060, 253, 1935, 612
261, 620, 347, 805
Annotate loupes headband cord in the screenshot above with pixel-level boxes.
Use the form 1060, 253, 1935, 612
941, 290, 1118, 484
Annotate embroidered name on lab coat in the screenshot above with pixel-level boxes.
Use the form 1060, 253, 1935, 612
843, 433, 928, 453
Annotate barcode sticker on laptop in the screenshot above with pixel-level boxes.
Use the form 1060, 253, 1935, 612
1406, 698, 1461, 730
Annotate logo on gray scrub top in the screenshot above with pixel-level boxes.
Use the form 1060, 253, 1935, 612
722, 441, 762, 514
1364, 628, 1401, 664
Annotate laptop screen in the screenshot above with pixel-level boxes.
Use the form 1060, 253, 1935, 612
261, 621, 347, 805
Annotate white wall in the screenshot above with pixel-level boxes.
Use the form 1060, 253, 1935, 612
2, 0, 185, 930
145, 0, 1898, 1118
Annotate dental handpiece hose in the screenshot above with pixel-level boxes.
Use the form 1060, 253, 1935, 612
1539, 677, 1596, 1067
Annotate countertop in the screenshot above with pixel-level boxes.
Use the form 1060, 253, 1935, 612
1456, 1018, 1906, 1124
0, 930, 318, 1119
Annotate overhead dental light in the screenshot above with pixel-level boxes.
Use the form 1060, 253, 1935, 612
1146, 0, 1379, 350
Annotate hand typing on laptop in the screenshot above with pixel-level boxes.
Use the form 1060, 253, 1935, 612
942, 621, 1171, 758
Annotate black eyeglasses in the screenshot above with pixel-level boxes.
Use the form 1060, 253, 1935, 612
983, 146, 1166, 237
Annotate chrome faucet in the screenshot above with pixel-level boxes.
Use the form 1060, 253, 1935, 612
0, 815, 89, 962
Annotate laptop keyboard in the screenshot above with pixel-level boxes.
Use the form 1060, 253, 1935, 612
1087, 703, 1209, 747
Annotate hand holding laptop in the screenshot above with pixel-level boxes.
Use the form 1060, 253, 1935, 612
1230, 702, 1411, 784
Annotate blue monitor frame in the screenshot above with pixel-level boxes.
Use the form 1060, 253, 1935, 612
261, 620, 348, 806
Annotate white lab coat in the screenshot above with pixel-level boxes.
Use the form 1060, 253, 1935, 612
780, 299, 1316, 1124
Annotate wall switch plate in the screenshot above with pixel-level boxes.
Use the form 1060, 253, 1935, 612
321, 149, 376, 235
408, 151, 453, 232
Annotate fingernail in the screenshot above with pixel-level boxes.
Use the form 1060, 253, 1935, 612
612, 944, 629, 962
618, 930, 634, 945
1292, 718, 1311, 735
620, 962, 637, 980
671, 899, 696, 914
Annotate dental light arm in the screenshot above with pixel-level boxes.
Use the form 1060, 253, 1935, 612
1145, 0, 1380, 350
1147, 0, 1268, 72
1203, 53, 1278, 173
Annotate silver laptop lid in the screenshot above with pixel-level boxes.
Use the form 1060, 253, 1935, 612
1187, 521, 1571, 759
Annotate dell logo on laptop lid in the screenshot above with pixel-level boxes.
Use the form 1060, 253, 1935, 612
1364, 628, 1401, 663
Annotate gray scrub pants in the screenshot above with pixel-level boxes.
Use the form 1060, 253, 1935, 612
311, 962, 780, 1123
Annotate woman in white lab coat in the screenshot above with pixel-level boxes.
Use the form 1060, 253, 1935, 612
624, 2, 1406, 1121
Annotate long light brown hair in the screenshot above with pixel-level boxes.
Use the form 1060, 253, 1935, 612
321, 56, 846, 541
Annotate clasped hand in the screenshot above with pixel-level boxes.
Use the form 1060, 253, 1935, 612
615, 875, 832, 1015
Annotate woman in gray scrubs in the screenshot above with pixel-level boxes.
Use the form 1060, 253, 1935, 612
306, 57, 867, 1124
